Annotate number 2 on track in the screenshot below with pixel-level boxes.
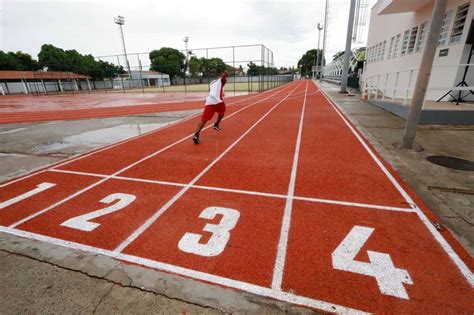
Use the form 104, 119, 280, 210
178, 207, 240, 257
61, 193, 136, 232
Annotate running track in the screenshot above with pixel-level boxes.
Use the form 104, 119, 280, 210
0, 92, 249, 124
0, 81, 472, 313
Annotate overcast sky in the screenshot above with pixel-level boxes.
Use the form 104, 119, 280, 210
0, 0, 375, 69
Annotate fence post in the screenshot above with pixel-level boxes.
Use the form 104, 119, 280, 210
393, 71, 399, 101
382, 73, 389, 101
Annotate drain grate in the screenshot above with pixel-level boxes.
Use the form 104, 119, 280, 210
426, 155, 474, 171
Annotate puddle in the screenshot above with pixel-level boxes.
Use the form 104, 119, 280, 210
64, 122, 171, 146
33, 141, 72, 151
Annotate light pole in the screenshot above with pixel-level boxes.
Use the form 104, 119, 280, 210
114, 15, 131, 76
315, 23, 323, 79
340, 0, 356, 93
183, 36, 189, 72
183, 36, 189, 91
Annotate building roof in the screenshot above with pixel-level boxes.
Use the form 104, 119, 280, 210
0, 71, 91, 80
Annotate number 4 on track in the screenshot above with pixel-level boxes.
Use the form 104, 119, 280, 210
332, 225, 413, 299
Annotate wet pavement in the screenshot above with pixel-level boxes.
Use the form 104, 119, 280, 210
0, 110, 200, 182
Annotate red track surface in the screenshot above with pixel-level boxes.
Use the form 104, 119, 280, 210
0, 92, 249, 124
0, 81, 472, 313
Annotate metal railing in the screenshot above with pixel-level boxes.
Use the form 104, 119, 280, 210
361, 63, 474, 105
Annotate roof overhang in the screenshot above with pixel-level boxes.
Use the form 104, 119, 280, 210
376, 0, 434, 15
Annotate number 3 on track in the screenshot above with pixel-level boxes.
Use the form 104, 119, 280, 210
332, 225, 413, 299
178, 207, 240, 257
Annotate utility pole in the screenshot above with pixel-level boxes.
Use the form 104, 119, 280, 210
321, 0, 329, 76
402, 0, 447, 148
183, 36, 189, 92
340, 0, 356, 93
114, 16, 131, 76
316, 23, 323, 79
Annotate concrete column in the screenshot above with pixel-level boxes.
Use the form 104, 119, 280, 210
21, 80, 28, 94
58, 80, 64, 92
41, 79, 47, 93
74, 79, 79, 91
87, 79, 91, 91
340, 0, 357, 93
401, 0, 447, 149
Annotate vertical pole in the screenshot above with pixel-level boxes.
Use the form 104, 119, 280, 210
322, 0, 329, 74
87, 79, 91, 93
393, 71, 399, 100
402, 0, 447, 148
404, 70, 413, 105
233, 46, 236, 94
137, 54, 144, 93
382, 73, 389, 101
119, 24, 131, 75
117, 55, 125, 93
58, 80, 63, 92
340, 0, 357, 93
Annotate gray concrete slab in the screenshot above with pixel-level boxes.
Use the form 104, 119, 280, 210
0, 110, 200, 182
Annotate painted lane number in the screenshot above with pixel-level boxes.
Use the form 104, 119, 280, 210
0, 182, 56, 209
178, 207, 240, 257
61, 193, 136, 232
332, 225, 413, 299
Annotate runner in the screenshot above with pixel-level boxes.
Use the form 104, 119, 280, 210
192, 71, 229, 144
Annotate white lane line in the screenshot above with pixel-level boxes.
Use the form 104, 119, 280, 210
271, 81, 309, 290
9, 82, 300, 229
0, 83, 291, 189
0, 226, 367, 314
114, 83, 303, 253
48, 168, 414, 213
316, 82, 474, 287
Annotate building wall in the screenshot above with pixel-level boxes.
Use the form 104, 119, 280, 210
364, 0, 473, 101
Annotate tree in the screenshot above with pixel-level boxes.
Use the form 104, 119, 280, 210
297, 49, 324, 76
37, 44, 123, 80
149, 47, 185, 82
333, 51, 345, 61
188, 56, 200, 78
0, 51, 39, 70
198, 57, 226, 78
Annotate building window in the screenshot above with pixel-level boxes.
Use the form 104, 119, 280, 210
438, 11, 453, 46
450, 2, 470, 44
407, 26, 419, 53
416, 22, 427, 52
381, 40, 386, 60
388, 36, 395, 59
376, 43, 381, 61
401, 29, 410, 55
393, 33, 401, 58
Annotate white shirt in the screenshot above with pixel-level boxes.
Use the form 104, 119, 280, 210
205, 79, 224, 105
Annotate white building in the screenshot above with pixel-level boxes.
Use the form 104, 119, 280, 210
129, 70, 170, 87
363, 0, 473, 103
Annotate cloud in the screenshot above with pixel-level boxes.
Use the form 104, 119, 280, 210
1, 0, 374, 69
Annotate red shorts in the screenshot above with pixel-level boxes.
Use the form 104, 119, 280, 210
201, 102, 226, 122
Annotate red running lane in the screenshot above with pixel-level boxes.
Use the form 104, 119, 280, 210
294, 83, 408, 207
282, 201, 474, 313
0, 92, 252, 124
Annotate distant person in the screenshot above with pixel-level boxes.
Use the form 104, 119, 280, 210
192, 71, 229, 144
